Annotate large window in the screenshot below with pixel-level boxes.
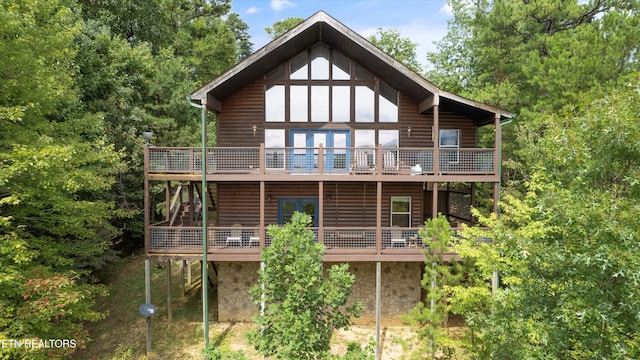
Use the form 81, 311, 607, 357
390, 196, 411, 227
265, 44, 398, 123
440, 129, 460, 164
265, 129, 285, 169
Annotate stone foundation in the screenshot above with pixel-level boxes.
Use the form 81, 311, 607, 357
217, 262, 260, 321
328, 262, 423, 326
217, 261, 423, 325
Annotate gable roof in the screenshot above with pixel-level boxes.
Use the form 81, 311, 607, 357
190, 11, 512, 124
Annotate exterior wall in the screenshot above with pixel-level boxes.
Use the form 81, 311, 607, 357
216, 261, 423, 325
217, 182, 425, 227
217, 261, 259, 322
216, 75, 479, 150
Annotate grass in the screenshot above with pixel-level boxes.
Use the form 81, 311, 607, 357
73, 255, 235, 359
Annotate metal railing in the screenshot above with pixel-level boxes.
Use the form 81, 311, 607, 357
148, 225, 473, 254
147, 145, 495, 175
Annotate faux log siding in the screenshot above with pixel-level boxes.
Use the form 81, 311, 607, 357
217, 77, 264, 147
217, 78, 479, 148
439, 110, 477, 148
217, 182, 262, 226
217, 182, 423, 227
399, 93, 434, 148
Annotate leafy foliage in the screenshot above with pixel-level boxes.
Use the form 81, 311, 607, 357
248, 212, 362, 359
403, 215, 466, 359
1, 0, 249, 354
442, 79, 640, 358
265, 17, 304, 39
368, 28, 423, 73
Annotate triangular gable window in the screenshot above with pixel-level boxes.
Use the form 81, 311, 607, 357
265, 43, 398, 123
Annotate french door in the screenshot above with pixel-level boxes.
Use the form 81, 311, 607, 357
278, 198, 318, 226
289, 129, 350, 171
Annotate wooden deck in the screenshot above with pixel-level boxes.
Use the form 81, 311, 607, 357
147, 225, 465, 262
145, 144, 498, 183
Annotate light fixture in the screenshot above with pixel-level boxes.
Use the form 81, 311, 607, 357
143, 131, 153, 145
325, 193, 331, 202
252, 124, 257, 138
407, 127, 412, 138
266, 194, 272, 204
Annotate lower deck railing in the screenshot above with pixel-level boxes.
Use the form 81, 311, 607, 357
148, 225, 469, 254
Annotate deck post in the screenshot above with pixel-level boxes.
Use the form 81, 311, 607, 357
432, 182, 439, 219
376, 181, 382, 254
433, 101, 440, 175
187, 260, 192, 286
318, 181, 324, 244
260, 261, 265, 316
180, 260, 185, 298
375, 261, 381, 360
167, 260, 172, 321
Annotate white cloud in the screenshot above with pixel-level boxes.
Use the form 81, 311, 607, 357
440, 3, 453, 15
270, 0, 296, 11
246, 6, 259, 15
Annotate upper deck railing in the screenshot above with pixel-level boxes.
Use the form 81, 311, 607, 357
146, 144, 495, 176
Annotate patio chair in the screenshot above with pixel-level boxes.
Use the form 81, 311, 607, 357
226, 223, 243, 247
383, 151, 397, 173
350, 150, 375, 174
249, 225, 260, 247
390, 225, 406, 248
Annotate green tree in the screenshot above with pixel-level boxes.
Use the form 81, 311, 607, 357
265, 17, 304, 39
1, 0, 123, 357
248, 212, 362, 359
404, 215, 465, 359
445, 77, 640, 358
368, 28, 423, 73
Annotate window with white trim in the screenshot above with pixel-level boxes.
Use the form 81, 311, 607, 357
390, 196, 411, 227
439, 129, 459, 163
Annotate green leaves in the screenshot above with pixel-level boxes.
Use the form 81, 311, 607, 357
248, 212, 362, 359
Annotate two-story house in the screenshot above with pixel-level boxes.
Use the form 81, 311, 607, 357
144, 11, 512, 325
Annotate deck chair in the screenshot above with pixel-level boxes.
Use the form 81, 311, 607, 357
249, 225, 260, 247
383, 151, 397, 173
226, 223, 243, 247
390, 225, 406, 247
350, 150, 374, 173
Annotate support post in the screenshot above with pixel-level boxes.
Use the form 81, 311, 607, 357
166, 260, 172, 321
260, 261, 265, 316
180, 260, 185, 298
145, 258, 152, 352
432, 182, 439, 219
187, 260, 192, 286
187, 96, 209, 348
375, 261, 381, 360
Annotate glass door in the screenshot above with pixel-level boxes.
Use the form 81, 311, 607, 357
289, 129, 350, 172
278, 198, 318, 226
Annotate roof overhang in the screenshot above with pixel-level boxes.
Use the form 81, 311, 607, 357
190, 11, 513, 123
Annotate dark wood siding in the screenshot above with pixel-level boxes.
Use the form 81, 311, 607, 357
218, 78, 264, 147
217, 182, 424, 228
399, 93, 434, 148
217, 76, 480, 149
217, 182, 262, 226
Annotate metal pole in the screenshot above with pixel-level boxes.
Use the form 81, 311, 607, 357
166, 260, 172, 321
187, 96, 209, 348
145, 258, 152, 352
375, 261, 381, 360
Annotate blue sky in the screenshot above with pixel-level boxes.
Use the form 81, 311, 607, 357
231, 0, 453, 68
